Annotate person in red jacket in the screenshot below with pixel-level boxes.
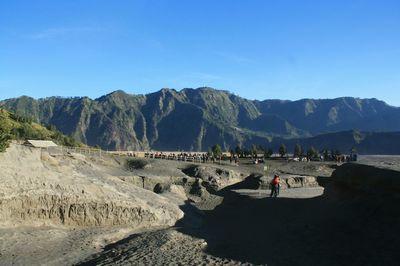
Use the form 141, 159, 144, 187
270, 174, 280, 197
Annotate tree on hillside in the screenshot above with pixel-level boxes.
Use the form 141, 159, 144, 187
63, 135, 79, 147
0, 111, 11, 152
0, 113, 11, 152
211, 144, 222, 158
207, 147, 213, 157
242, 148, 251, 158
46, 124, 57, 132
294, 143, 302, 158
264, 147, 273, 158
235, 145, 242, 157
9, 112, 33, 124
0, 128, 11, 152
279, 144, 287, 158
251, 144, 258, 158
350, 146, 357, 154
331, 149, 341, 157
323, 149, 330, 161
307, 147, 319, 160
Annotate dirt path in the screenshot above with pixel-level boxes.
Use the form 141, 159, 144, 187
0, 226, 162, 266
79, 182, 400, 266
77, 228, 254, 266
77, 187, 326, 266
232, 187, 325, 199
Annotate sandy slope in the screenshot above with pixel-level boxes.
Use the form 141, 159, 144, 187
1, 144, 400, 266
79, 164, 400, 266
0, 144, 183, 228
0, 144, 183, 265
78, 187, 326, 266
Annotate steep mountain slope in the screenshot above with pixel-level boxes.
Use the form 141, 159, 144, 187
256, 97, 400, 133
270, 130, 400, 155
1, 87, 400, 151
0, 108, 80, 151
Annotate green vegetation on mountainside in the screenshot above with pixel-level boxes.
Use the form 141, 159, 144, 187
0, 108, 80, 152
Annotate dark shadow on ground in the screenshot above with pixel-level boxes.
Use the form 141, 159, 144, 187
219, 174, 264, 192
75, 233, 142, 266
177, 173, 400, 266
175, 199, 205, 230
77, 166, 400, 266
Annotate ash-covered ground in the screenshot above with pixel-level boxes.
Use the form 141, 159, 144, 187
1, 145, 399, 266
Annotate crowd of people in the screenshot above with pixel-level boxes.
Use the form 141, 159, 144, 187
144, 152, 216, 163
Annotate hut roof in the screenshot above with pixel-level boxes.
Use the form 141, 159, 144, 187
24, 140, 58, 148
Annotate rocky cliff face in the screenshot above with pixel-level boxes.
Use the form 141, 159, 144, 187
1, 87, 399, 151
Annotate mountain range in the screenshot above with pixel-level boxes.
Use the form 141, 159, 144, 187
1, 87, 400, 153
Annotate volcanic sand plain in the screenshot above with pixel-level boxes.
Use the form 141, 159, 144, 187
1, 145, 399, 265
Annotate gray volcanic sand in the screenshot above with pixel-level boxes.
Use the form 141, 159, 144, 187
79, 159, 400, 266
0, 226, 155, 266
1, 147, 400, 266
78, 186, 400, 266
357, 155, 400, 171
0, 145, 183, 265
76, 187, 326, 266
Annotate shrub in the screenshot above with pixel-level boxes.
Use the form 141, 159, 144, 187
279, 144, 287, 157
0, 129, 11, 152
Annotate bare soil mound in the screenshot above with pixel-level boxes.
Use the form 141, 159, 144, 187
182, 165, 243, 191
0, 144, 183, 228
77, 228, 251, 266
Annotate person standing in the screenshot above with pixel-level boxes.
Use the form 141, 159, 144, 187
270, 174, 280, 197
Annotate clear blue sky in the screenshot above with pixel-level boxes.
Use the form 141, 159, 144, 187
1, 0, 400, 106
